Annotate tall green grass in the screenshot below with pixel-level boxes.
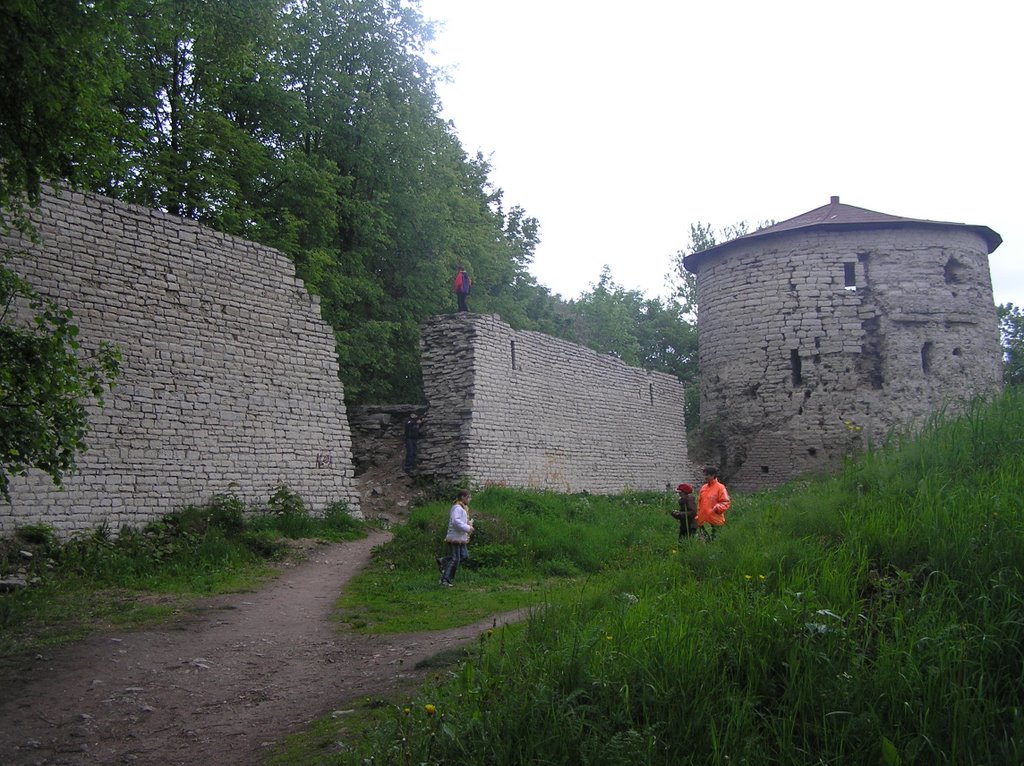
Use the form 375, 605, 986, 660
336, 389, 1024, 765
335, 488, 672, 633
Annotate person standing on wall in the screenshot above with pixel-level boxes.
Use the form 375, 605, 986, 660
671, 483, 698, 541
454, 265, 472, 312
438, 490, 474, 586
403, 413, 421, 470
695, 466, 730, 542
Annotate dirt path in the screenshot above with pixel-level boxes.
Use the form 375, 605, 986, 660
0, 530, 525, 765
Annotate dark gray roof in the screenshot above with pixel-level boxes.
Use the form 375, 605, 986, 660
682, 196, 1002, 272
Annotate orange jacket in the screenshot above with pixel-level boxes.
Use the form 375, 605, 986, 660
696, 477, 730, 527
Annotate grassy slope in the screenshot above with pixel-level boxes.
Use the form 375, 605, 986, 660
297, 388, 1024, 765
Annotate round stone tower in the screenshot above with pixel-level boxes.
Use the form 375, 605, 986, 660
683, 196, 1003, 492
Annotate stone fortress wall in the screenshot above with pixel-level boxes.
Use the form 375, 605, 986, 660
695, 224, 1002, 492
2, 190, 360, 538
418, 314, 690, 493
5, 189, 1001, 537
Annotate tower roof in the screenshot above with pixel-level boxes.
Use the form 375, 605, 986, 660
682, 196, 1003, 272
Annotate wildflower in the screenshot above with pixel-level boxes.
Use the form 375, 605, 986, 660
424, 704, 437, 716
744, 574, 752, 581
759, 575, 766, 581
606, 635, 613, 641
403, 707, 411, 715
671, 549, 678, 555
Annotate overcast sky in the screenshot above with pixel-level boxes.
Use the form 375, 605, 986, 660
417, 0, 1023, 307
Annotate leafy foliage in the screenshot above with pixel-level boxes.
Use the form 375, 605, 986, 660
0, 261, 121, 501
1, 0, 698, 408
0, 0, 130, 221
997, 302, 1024, 385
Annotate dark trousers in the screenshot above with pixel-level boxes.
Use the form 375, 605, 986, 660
440, 542, 469, 584
404, 438, 417, 468
456, 292, 468, 312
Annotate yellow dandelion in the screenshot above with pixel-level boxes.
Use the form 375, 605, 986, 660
606, 635, 613, 641
403, 707, 411, 715
424, 704, 437, 715
671, 549, 678, 555
744, 574, 753, 580
759, 575, 766, 581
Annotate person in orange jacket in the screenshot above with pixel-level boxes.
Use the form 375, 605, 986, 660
695, 465, 730, 541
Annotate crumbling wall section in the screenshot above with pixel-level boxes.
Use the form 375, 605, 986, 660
419, 314, 688, 493
2, 189, 359, 537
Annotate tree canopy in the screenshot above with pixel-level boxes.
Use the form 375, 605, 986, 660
2, 0, 700, 408
997, 303, 1024, 386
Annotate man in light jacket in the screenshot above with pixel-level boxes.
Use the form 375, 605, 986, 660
439, 490, 474, 586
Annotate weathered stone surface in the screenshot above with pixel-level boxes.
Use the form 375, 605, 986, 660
418, 314, 690, 493
2, 189, 360, 537
693, 225, 1002, 491
348, 405, 424, 474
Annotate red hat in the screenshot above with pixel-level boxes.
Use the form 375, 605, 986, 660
677, 483, 693, 494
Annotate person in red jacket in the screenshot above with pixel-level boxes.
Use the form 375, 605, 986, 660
695, 465, 730, 542
453, 265, 472, 312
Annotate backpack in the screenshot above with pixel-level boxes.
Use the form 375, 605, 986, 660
454, 271, 471, 294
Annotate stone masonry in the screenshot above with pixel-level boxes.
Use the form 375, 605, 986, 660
418, 313, 689, 493
685, 198, 1002, 492
2, 189, 359, 537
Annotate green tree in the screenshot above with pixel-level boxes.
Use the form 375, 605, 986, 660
633, 297, 698, 385
108, 0, 294, 226
570, 267, 643, 364
997, 303, 1024, 386
274, 1, 569, 401
0, 0, 130, 222
667, 221, 716, 318
1, 2, 127, 500
2, 0, 572, 407
1, 261, 120, 502
570, 267, 700, 426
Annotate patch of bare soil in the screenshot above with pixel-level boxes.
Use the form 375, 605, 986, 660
0, 459, 518, 764
356, 447, 425, 525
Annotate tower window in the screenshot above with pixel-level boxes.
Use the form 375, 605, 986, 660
944, 257, 967, 285
843, 262, 856, 291
791, 349, 803, 386
510, 340, 517, 370
921, 341, 934, 374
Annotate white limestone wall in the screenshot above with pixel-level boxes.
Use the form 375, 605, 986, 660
420, 314, 688, 493
696, 225, 1002, 491
2, 190, 359, 537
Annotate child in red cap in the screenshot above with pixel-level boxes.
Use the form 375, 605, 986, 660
671, 483, 698, 541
